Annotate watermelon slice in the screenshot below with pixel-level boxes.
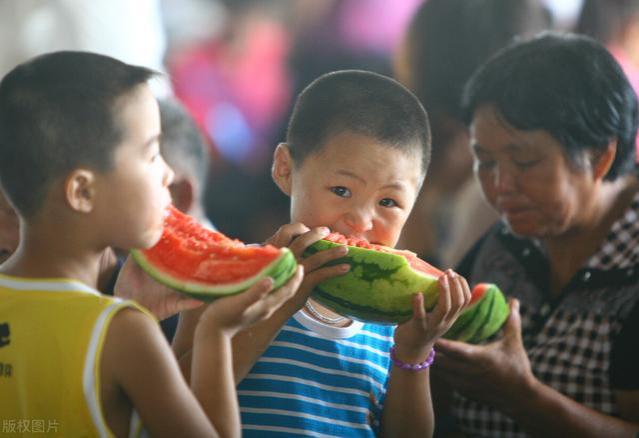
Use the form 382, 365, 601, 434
304, 232, 444, 324
131, 206, 297, 300
443, 283, 509, 343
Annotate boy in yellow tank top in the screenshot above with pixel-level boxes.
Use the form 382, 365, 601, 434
0, 51, 304, 437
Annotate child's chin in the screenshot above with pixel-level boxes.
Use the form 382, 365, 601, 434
138, 231, 163, 250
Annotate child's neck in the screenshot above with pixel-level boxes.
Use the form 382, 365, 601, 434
1, 225, 104, 290
304, 298, 352, 327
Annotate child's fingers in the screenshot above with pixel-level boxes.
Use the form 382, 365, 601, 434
449, 274, 468, 314
302, 245, 348, 272
458, 275, 472, 309
236, 277, 275, 309
261, 266, 305, 314
412, 293, 427, 321
433, 271, 453, 322
241, 266, 305, 323
304, 263, 350, 288
268, 266, 305, 304
288, 227, 331, 257
267, 223, 311, 248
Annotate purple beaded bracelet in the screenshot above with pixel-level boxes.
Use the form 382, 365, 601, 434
390, 346, 436, 371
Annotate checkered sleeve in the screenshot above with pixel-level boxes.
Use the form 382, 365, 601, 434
610, 301, 639, 390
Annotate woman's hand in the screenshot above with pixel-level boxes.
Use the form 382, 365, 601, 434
433, 299, 537, 411
393, 269, 471, 363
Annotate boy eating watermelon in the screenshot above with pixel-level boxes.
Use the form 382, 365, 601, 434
175, 70, 472, 437
0, 51, 304, 436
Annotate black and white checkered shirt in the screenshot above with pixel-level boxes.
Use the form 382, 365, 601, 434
452, 192, 639, 437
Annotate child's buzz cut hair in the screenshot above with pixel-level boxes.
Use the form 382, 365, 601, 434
286, 70, 432, 175
0, 51, 157, 218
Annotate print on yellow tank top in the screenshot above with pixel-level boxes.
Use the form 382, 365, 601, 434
0, 273, 152, 437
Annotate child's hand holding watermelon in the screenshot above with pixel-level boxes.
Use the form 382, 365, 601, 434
196, 265, 306, 338
265, 222, 351, 310
392, 270, 472, 364
115, 256, 204, 320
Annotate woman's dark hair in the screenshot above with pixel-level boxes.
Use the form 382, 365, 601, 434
463, 32, 638, 181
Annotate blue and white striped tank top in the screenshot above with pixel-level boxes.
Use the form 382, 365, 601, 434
238, 310, 394, 437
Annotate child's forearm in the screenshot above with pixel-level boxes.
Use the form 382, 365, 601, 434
232, 298, 301, 382
174, 296, 301, 384
381, 344, 436, 438
381, 365, 434, 437
172, 306, 205, 359
191, 327, 239, 438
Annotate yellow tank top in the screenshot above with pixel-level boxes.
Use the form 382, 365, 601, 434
0, 273, 152, 437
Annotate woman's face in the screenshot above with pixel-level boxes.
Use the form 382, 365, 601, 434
470, 105, 597, 239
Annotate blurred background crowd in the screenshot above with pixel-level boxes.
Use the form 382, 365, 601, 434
2, 0, 637, 267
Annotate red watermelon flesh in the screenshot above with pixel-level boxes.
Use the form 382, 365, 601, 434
131, 206, 297, 299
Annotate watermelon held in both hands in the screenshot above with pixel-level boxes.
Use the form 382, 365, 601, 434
304, 232, 444, 324
131, 206, 297, 300
305, 233, 510, 339
443, 283, 510, 343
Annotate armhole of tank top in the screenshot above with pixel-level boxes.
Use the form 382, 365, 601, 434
83, 300, 146, 438
128, 409, 148, 438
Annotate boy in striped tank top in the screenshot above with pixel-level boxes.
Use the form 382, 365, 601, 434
173, 70, 472, 437
0, 51, 304, 437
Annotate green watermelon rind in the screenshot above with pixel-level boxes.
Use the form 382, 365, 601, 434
470, 287, 510, 343
313, 287, 413, 324
304, 239, 441, 324
131, 247, 297, 301
442, 286, 492, 340
455, 288, 497, 342
443, 284, 510, 343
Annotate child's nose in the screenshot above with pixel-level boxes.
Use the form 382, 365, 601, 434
163, 161, 175, 187
343, 207, 374, 235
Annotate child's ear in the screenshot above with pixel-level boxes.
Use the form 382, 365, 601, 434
65, 169, 96, 213
592, 140, 617, 181
272, 143, 293, 196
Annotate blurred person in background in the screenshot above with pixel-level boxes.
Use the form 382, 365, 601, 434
394, 0, 551, 267
152, 98, 215, 340
159, 98, 214, 230
165, 0, 421, 244
166, 0, 294, 244
576, 0, 639, 159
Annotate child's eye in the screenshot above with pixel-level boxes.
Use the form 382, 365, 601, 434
330, 186, 352, 198
379, 198, 399, 208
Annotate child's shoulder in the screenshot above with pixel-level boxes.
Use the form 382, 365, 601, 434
0, 273, 153, 331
